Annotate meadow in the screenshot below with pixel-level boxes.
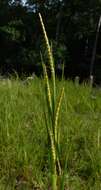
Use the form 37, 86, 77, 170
0, 13, 101, 190
0, 77, 101, 190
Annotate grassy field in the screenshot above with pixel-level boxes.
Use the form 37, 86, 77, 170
0, 77, 101, 189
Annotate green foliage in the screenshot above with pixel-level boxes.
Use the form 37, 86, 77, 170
0, 0, 101, 79
39, 12, 65, 190
0, 79, 101, 189
0, 25, 20, 41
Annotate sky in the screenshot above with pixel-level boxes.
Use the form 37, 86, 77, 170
11, 0, 27, 5
22, 0, 27, 5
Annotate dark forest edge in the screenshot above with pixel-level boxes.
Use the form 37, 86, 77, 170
0, 0, 101, 85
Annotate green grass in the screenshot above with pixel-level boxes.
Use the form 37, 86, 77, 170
0, 78, 101, 189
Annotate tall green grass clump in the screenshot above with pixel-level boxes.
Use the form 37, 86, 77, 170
39, 13, 65, 190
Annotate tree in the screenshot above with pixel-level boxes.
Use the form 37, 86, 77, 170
0, 0, 101, 82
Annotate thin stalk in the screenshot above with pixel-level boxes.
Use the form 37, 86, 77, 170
39, 13, 56, 117
39, 13, 65, 190
90, 16, 101, 76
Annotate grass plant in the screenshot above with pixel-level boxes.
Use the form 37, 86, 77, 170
39, 13, 64, 190
0, 78, 101, 189
0, 16, 101, 190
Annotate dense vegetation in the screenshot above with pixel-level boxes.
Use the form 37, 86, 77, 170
0, 1, 101, 190
0, 78, 101, 190
0, 0, 101, 83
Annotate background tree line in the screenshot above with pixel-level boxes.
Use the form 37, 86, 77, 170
0, 0, 101, 83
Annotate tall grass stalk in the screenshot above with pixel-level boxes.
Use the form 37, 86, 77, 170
39, 13, 64, 190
